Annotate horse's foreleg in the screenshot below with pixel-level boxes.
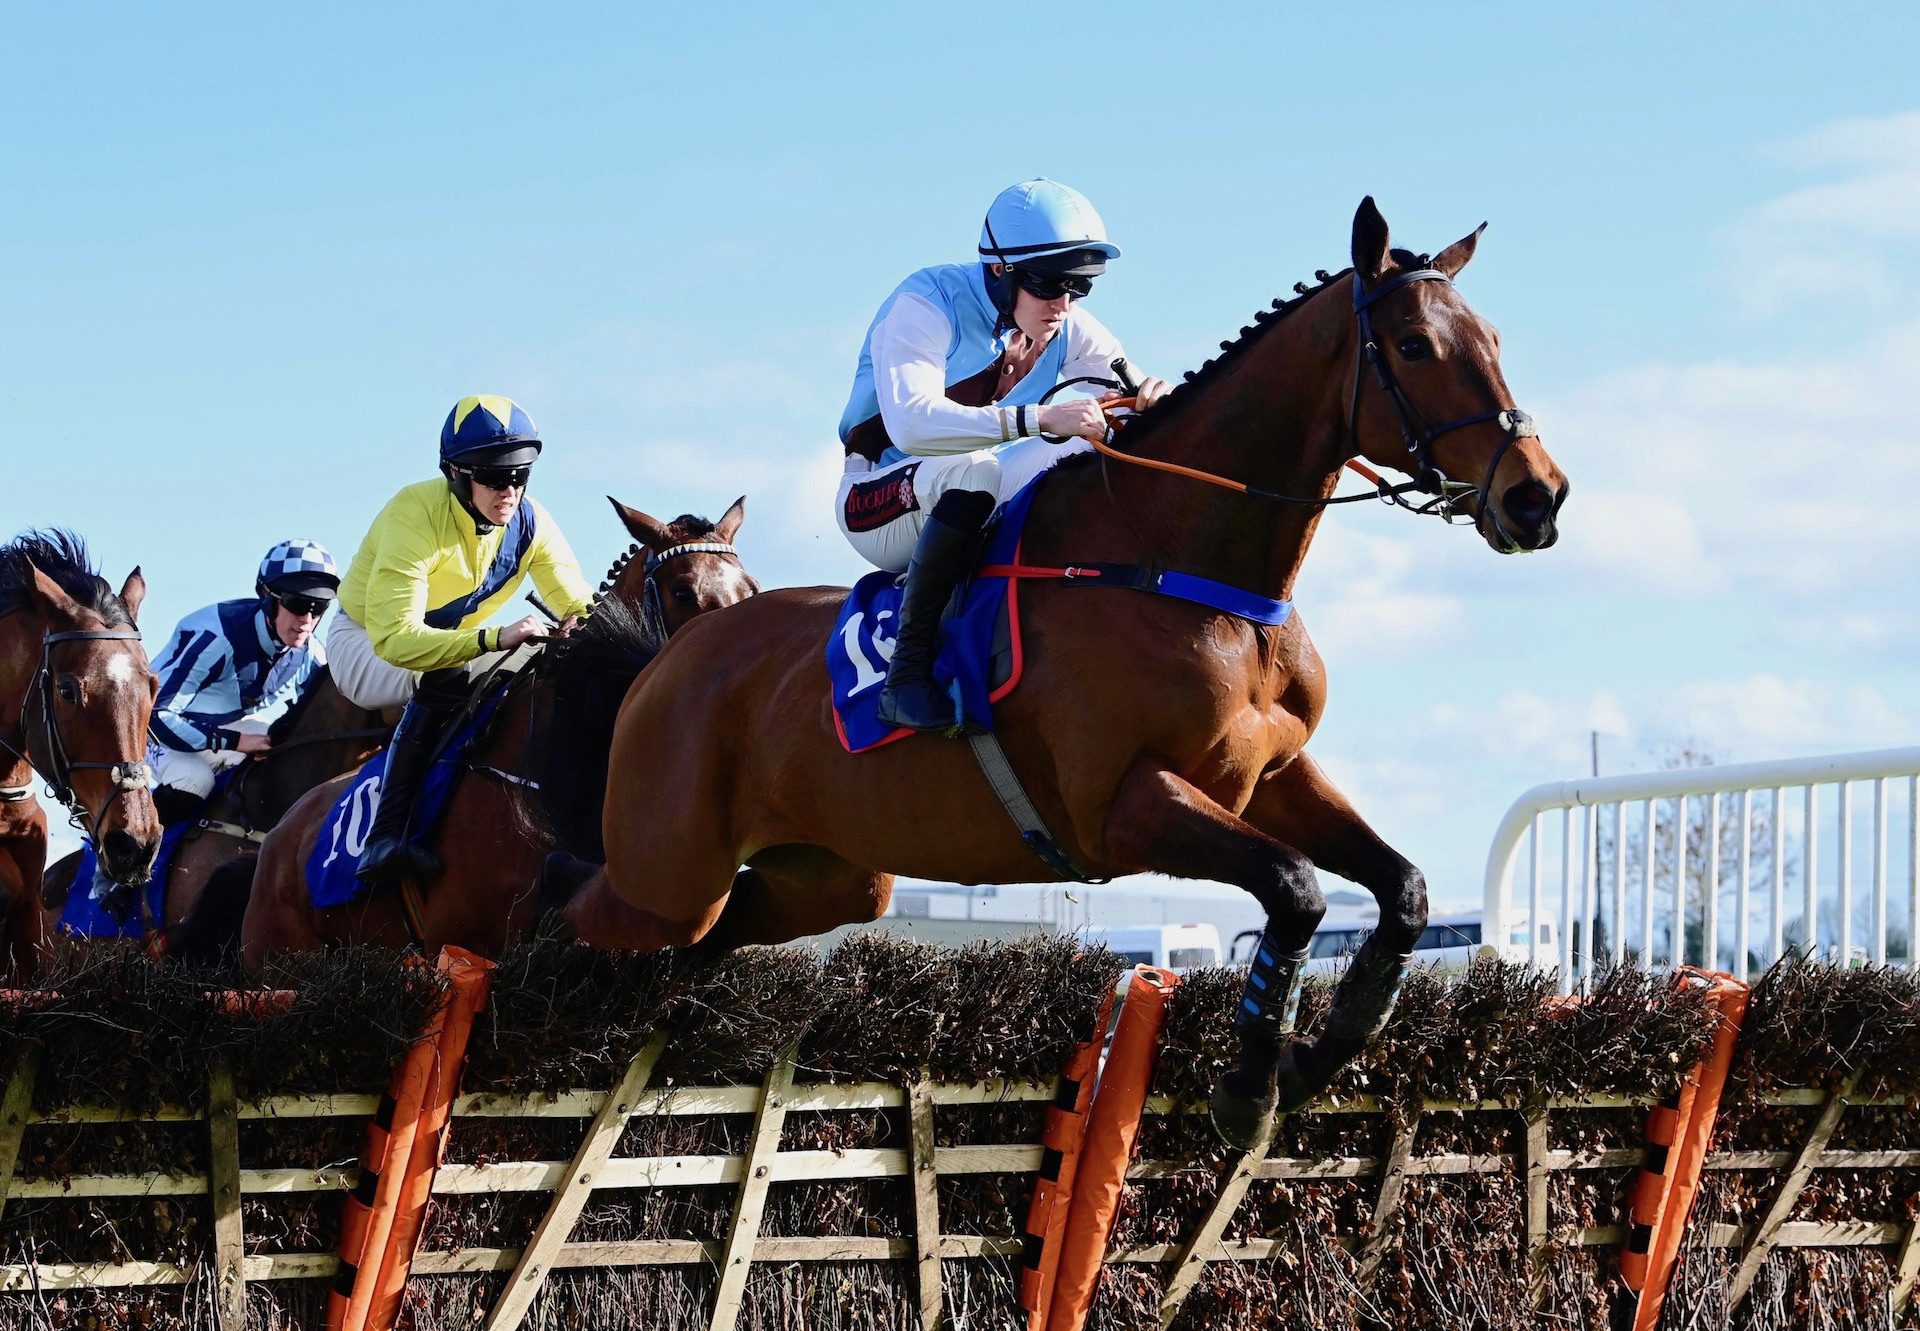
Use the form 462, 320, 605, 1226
1242, 752, 1428, 1114
1103, 760, 1326, 1148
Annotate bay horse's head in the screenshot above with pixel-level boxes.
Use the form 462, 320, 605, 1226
1347, 197, 1569, 552
0, 532, 160, 884
601, 496, 758, 634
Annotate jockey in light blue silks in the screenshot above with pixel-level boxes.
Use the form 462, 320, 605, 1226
145, 540, 339, 824
835, 179, 1173, 734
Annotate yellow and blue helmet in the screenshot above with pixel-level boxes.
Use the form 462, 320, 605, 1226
439, 394, 542, 467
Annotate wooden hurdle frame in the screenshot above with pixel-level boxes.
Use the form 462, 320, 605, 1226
3, 1034, 1919, 1331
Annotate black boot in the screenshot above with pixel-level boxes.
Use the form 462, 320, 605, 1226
152, 785, 205, 828
356, 695, 455, 889
876, 489, 994, 735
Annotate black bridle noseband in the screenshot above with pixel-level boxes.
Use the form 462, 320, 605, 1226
1349, 266, 1538, 548
0, 628, 153, 848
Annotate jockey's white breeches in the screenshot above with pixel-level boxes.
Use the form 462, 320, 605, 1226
147, 732, 251, 800
835, 437, 1090, 572
326, 613, 421, 711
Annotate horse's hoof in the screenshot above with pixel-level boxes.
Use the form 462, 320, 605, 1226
1209, 1074, 1277, 1151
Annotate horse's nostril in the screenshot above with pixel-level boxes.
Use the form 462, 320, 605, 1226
103, 828, 142, 866
1502, 481, 1553, 529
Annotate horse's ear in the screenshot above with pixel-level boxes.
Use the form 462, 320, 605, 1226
25, 560, 84, 624
1433, 222, 1487, 279
1352, 196, 1391, 286
715, 496, 746, 544
607, 495, 674, 552
118, 567, 147, 625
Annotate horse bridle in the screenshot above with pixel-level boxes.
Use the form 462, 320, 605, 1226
1052, 266, 1539, 546
639, 540, 741, 628
1348, 266, 1538, 548
0, 628, 153, 844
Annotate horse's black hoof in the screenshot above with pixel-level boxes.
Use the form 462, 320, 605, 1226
1209, 1071, 1278, 1151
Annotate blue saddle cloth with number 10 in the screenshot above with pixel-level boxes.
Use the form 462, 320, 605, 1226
827, 477, 1044, 754
304, 682, 511, 908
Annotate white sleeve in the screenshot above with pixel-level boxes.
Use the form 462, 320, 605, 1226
1058, 307, 1143, 394
871, 293, 1030, 456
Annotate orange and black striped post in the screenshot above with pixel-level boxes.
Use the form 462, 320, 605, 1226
1018, 984, 1116, 1330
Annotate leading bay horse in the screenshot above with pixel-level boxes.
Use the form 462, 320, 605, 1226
235, 497, 755, 965
0, 532, 161, 974
560, 199, 1571, 1147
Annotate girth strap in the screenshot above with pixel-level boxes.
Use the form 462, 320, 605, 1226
977, 561, 1293, 626
196, 817, 269, 845
964, 731, 1108, 885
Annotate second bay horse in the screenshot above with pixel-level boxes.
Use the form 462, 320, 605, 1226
233, 497, 756, 965
557, 200, 1571, 1147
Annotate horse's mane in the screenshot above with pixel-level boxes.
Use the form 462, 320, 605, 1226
525, 593, 667, 858
267, 663, 330, 744
1110, 249, 1431, 451
0, 529, 133, 627
596, 513, 722, 596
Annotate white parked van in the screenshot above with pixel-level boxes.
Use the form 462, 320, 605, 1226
1233, 911, 1556, 976
1077, 923, 1223, 973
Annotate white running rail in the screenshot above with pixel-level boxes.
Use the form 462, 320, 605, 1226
1483, 746, 1920, 992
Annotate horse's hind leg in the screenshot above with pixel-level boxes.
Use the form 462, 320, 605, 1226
1241, 753, 1428, 1114
1103, 760, 1327, 1149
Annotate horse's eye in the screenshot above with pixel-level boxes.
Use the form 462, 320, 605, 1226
55, 678, 79, 705
671, 587, 697, 606
1397, 336, 1432, 362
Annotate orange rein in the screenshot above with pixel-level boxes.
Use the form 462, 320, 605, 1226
1088, 395, 1388, 495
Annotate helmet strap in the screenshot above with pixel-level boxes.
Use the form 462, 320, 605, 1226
442, 463, 499, 535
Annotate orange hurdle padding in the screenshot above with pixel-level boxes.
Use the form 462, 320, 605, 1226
1632, 968, 1749, 1331
1018, 983, 1118, 1329
1047, 965, 1179, 1331
368, 947, 494, 1331
329, 957, 444, 1331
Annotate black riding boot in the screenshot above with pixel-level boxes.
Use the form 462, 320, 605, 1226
356, 694, 456, 889
875, 489, 994, 735
152, 785, 204, 828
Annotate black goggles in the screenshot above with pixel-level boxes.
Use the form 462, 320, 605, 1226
275, 593, 331, 618
463, 463, 532, 491
1013, 268, 1094, 302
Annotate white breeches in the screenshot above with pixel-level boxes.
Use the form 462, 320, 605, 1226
835, 437, 1090, 573
148, 740, 245, 800
326, 613, 420, 711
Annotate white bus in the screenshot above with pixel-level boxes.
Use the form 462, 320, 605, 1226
1077, 923, 1224, 973
1232, 910, 1556, 976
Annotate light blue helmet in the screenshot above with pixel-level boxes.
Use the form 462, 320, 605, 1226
977, 179, 1120, 276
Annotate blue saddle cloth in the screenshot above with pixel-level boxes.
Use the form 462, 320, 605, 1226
304, 685, 509, 909
59, 769, 238, 939
828, 478, 1042, 753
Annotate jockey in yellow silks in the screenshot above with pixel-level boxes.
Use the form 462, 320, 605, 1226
834, 179, 1172, 734
329, 394, 593, 887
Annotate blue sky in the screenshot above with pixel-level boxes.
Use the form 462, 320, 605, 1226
7, 3, 1918, 929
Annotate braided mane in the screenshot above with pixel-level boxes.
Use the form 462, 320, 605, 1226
1113, 249, 1431, 449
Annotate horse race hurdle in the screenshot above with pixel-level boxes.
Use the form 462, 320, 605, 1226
0, 940, 1916, 1331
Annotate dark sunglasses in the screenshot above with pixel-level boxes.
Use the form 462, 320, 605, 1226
275, 593, 330, 618
1014, 269, 1094, 302
464, 464, 532, 491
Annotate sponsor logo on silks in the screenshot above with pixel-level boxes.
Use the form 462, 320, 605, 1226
843, 464, 921, 533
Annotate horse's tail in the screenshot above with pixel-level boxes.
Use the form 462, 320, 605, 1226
170, 856, 258, 964
522, 595, 666, 862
